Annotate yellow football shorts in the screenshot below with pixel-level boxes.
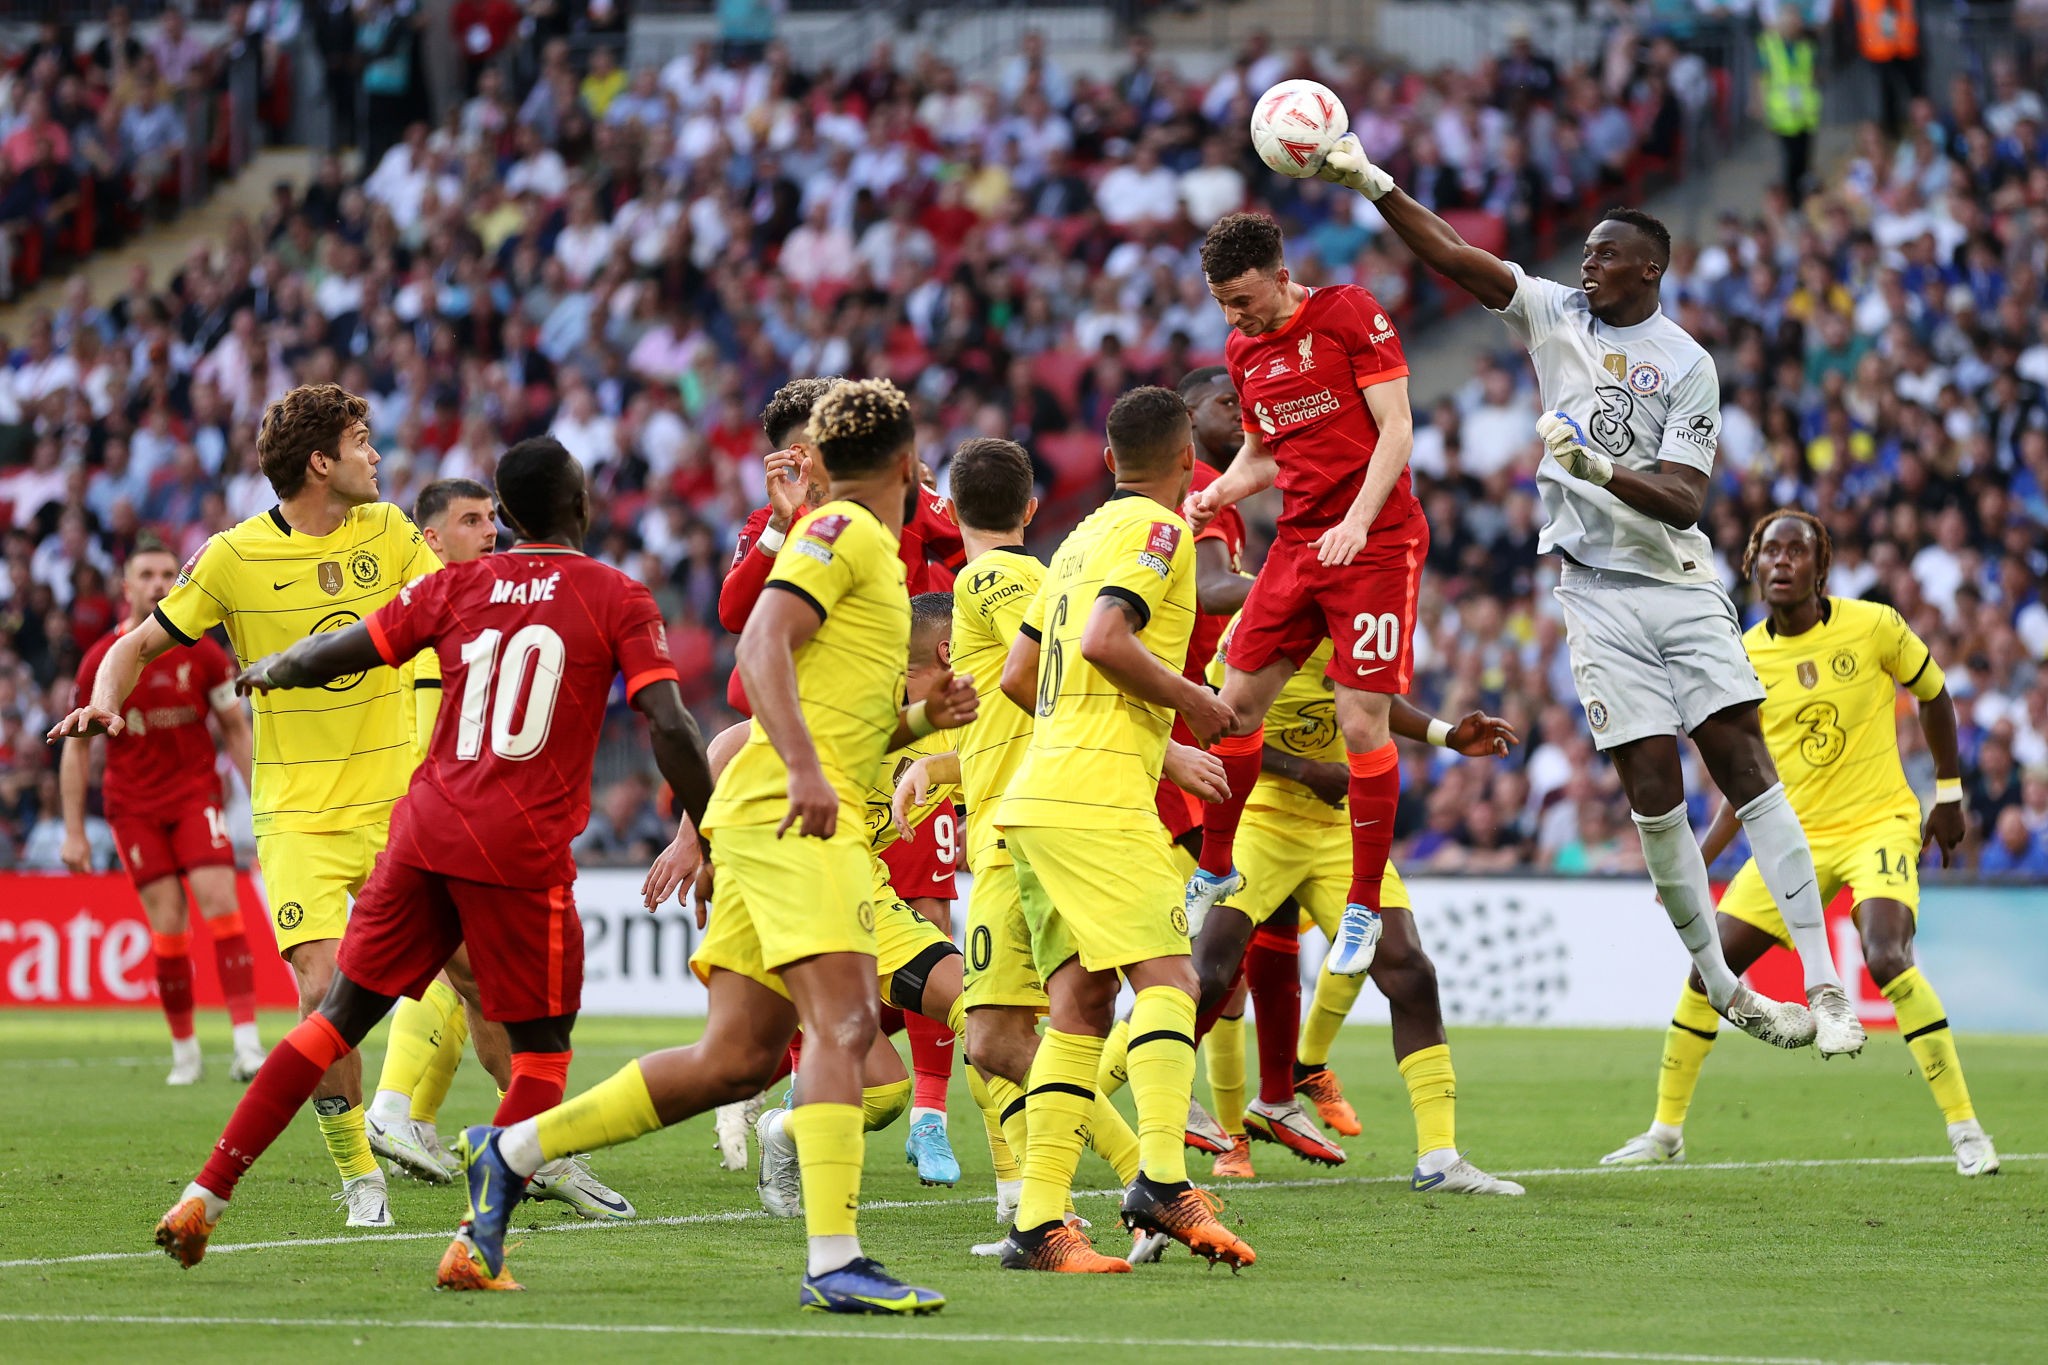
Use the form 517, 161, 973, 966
692, 826, 877, 999
962, 855, 1046, 1011
1225, 806, 1411, 938
1008, 825, 1190, 976
255, 823, 389, 957
1717, 813, 1922, 947
870, 853, 954, 1005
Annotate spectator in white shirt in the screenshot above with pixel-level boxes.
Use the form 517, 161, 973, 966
1179, 135, 1246, 227
504, 124, 569, 200
11, 319, 78, 406
916, 64, 991, 149
1986, 58, 2045, 138
552, 382, 619, 473
1911, 508, 1971, 620
997, 30, 1072, 112
779, 199, 858, 289
1096, 140, 1182, 228
1458, 363, 1539, 478
1073, 276, 1143, 354
554, 187, 617, 287
856, 197, 936, 281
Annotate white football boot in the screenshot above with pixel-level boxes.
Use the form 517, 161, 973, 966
335, 1169, 393, 1227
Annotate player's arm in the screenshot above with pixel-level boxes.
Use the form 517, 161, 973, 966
717, 516, 783, 633
235, 622, 387, 693
1699, 799, 1741, 866
1887, 613, 1964, 865
891, 749, 961, 839
1163, 740, 1229, 802
1081, 594, 1232, 745
1539, 360, 1718, 529
46, 616, 180, 739
633, 679, 713, 830
1000, 629, 1041, 714
1319, 141, 1516, 309
1188, 426, 1276, 531
1315, 377, 1415, 566
1194, 537, 1251, 617
884, 671, 977, 752
735, 586, 839, 838
58, 732, 97, 873
1261, 746, 1347, 807
211, 694, 254, 794
1389, 696, 1518, 756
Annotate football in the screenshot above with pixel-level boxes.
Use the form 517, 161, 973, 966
1249, 78, 1350, 178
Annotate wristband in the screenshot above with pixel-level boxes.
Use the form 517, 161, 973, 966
906, 699, 936, 740
756, 526, 786, 555
1934, 778, 1964, 805
1426, 718, 1452, 748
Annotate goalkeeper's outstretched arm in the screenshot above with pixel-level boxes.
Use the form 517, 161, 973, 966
1320, 137, 1517, 310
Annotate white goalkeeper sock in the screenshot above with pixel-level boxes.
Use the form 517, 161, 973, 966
1632, 804, 1742, 1009
1737, 783, 1843, 993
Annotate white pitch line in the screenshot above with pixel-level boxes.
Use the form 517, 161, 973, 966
0, 1312, 1973, 1365
2, 1151, 2037, 1272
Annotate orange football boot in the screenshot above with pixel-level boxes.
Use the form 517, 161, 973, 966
1295, 1067, 1362, 1136
154, 1196, 217, 1268
1120, 1177, 1256, 1270
1212, 1134, 1256, 1178
436, 1230, 525, 1291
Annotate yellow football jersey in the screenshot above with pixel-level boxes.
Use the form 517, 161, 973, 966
997, 491, 1196, 832
153, 502, 443, 836
950, 547, 1044, 871
704, 501, 909, 834
862, 731, 957, 857
1208, 623, 1343, 825
1745, 596, 1944, 840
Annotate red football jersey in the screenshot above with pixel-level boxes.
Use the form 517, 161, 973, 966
366, 545, 678, 889
1185, 459, 1246, 683
74, 624, 233, 820
1227, 284, 1417, 541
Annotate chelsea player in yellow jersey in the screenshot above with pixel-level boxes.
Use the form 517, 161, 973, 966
1602, 510, 1994, 1176
455, 380, 974, 1313
995, 387, 1251, 1273
50, 384, 441, 1226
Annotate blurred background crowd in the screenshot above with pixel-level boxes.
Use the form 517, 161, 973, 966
0, 0, 2043, 882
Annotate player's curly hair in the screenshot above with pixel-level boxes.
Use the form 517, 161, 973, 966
1200, 212, 1285, 283
948, 437, 1034, 533
1740, 507, 1832, 596
808, 379, 914, 477
257, 383, 370, 500
1106, 385, 1192, 474
760, 376, 841, 449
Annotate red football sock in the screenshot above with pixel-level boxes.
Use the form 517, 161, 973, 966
495, 1050, 572, 1124
197, 1013, 350, 1200
1347, 742, 1400, 909
1194, 960, 1246, 1044
1246, 928, 1302, 1105
904, 1010, 954, 1111
1198, 729, 1266, 876
770, 1035, 800, 1086
154, 932, 195, 1041
206, 918, 258, 1028
879, 1005, 906, 1036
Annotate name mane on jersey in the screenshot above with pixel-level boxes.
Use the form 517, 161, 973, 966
488, 572, 562, 606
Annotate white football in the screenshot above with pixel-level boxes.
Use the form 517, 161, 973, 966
1249, 79, 1349, 178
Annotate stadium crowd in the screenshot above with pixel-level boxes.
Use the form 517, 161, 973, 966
0, 11, 2043, 879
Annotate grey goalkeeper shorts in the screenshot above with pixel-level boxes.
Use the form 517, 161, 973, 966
1553, 563, 1765, 750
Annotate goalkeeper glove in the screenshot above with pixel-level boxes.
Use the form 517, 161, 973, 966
1316, 134, 1395, 201
1536, 411, 1614, 486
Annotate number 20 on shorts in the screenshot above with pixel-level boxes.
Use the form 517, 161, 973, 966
1351, 611, 1402, 662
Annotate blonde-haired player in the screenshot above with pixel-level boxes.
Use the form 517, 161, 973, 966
1602, 509, 1994, 1176
51, 383, 440, 1227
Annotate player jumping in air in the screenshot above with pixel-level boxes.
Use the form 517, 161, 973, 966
1602, 510, 1996, 1175
52, 383, 445, 1227
145, 437, 713, 1284
1311, 139, 1864, 1055
62, 534, 262, 1086
454, 381, 972, 1313
996, 387, 1251, 1273
1183, 212, 1423, 985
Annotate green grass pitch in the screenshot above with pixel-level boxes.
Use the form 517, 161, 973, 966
2, 1011, 2043, 1364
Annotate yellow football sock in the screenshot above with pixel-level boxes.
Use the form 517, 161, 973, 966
1654, 983, 1721, 1129
1090, 1089, 1141, 1184
316, 1103, 378, 1181
1097, 1016, 1131, 1097
1398, 1043, 1457, 1159
786, 1102, 865, 1240
535, 1059, 661, 1163
1299, 963, 1366, 1067
967, 1067, 1021, 1182
1883, 967, 1975, 1124
1127, 985, 1198, 1185
410, 994, 468, 1124
861, 1078, 912, 1132
980, 1068, 1030, 1177
376, 982, 456, 1104
1205, 1013, 1247, 1135
1017, 1029, 1102, 1230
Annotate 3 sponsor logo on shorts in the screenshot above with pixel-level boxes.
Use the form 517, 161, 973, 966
1585, 699, 1609, 732
275, 901, 304, 931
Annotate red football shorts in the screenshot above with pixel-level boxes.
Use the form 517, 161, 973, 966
337, 856, 582, 1022
1154, 715, 1203, 839
1225, 511, 1429, 695
881, 813, 959, 901
111, 803, 235, 887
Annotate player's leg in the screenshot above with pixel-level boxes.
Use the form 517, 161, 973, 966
184, 863, 264, 1080
132, 870, 201, 1084
1204, 980, 1252, 1176
1190, 656, 1293, 899
1327, 681, 1396, 974
900, 894, 961, 1184
890, 937, 966, 1184
367, 970, 467, 1183
1691, 699, 1860, 1055
1858, 882, 1996, 1174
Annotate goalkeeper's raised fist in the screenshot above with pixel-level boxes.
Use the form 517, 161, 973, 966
1316, 134, 1395, 201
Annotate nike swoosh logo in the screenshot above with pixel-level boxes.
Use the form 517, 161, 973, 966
272, 580, 292, 590
1353, 819, 1380, 828
1787, 880, 1815, 901
849, 1291, 925, 1311
1356, 664, 1386, 676
1412, 1171, 1446, 1190
586, 1190, 630, 1212
476, 1168, 494, 1216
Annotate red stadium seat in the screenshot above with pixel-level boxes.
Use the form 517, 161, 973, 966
1031, 350, 1090, 409
1035, 429, 1107, 496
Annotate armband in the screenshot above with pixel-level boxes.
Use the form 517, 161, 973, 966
906, 700, 936, 740
1934, 778, 1964, 806
1426, 718, 1452, 748
756, 526, 786, 555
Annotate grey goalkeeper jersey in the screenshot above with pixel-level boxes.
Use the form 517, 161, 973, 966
1492, 263, 1721, 585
